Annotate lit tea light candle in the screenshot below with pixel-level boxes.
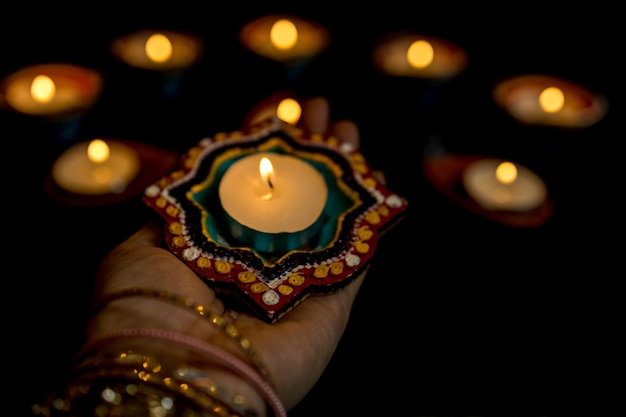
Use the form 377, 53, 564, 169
239, 15, 330, 63
52, 139, 140, 195
219, 152, 328, 252
0, 63, 102, 118
372, 32, 468, 79
246, 95, 303, 126
462, 158, 547, 212
493, 74, 608, 128
111, 29, 204, 71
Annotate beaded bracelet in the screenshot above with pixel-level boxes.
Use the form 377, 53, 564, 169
73, 327, 287, 417
88, 287, 273, 388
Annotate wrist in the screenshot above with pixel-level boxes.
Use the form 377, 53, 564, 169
72, 328, 284, 417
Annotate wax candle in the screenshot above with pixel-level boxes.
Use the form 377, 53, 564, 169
51, 139, 140, 195
239, 15, 330, 63
0, 63, 102, 118
372, 32, 468, 79
111, 29, 204, 71
493, 74, 608, 128
462, 158, 547, 212
218, 152, 328, 252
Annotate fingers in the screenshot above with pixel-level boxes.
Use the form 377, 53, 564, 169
298, 96, 330, 134
329, 120, 360, 151
124, 219, 165, 248
245, 93, 361, 151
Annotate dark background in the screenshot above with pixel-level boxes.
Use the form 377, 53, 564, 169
5, 4, 617, 416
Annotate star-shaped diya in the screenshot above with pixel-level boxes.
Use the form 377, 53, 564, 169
143, 117, 408, 322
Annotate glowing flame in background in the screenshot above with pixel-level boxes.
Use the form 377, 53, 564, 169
30, 75, 56, 103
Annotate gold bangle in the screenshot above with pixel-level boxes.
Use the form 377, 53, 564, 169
33, 350, 260, 417
88, 287, 274, 388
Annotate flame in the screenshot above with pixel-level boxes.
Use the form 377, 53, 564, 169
407, 40, 434, 69
539, 86, 565, 113
30, 75, 56, 103
495, 161, 517, 184
259, 156, 274, 199
145, 33, 173, 63
276, 98, 301, 124
270, 19, 298, 50
87, 139, 110, 164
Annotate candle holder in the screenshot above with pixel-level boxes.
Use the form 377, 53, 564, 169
44, 139, 178, 207
111, 29, 204, 97
372, 31, 468, 81
239, 14, 330, 84
493, 74, 608, 128
423, 152, 554, 228
143, 117, 408, 322
0, 63, 103, 143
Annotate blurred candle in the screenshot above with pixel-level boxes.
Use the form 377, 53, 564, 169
462, 158, 547, 212
493, 74, 608, 128
219, 152, 328, 252
0, 63, 102, 119
372, 32, 468, 79
239, 15, 330, 63
51, 139, 140, 195
245, 94, 303, 126
111, 29, 204, 72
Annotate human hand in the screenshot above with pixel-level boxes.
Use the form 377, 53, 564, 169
84, 94, 378, 416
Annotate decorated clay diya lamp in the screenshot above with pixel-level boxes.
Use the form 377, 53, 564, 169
143, 116, 408, 322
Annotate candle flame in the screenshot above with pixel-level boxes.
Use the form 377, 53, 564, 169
407, 40, 434, 69
30, 75, 56, 103
270, 19, 298, 50
276, 98, 302, 124
87, 139, 111, 164
539, 86, 565, 113
146, 33, 173, 63
495, 161, 517, 184
259, 156, 274, 199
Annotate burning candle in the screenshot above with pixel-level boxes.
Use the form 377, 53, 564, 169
244, 94, 303, 126
111, 29, 204, 72
462, 158, 547, 212
218, 152, 328, 252
239, 15, 330, 63
493, 74, 608, 128
0, 63, 102, 119
51, 139, 140, 195
372, 32, 468, 79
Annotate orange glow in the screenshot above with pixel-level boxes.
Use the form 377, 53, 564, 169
538, 86, 565, 113
495, 161, 517, 184
270, 19, 298, 49
407, 40, 434, 68
30, 75, 56, 103
145, 33, 173, 63
276, 98, 301, 124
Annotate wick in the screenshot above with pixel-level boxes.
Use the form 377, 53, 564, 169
267, 177, 274, 189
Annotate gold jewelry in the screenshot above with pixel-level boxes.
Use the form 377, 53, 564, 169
88, 287, 273, 388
